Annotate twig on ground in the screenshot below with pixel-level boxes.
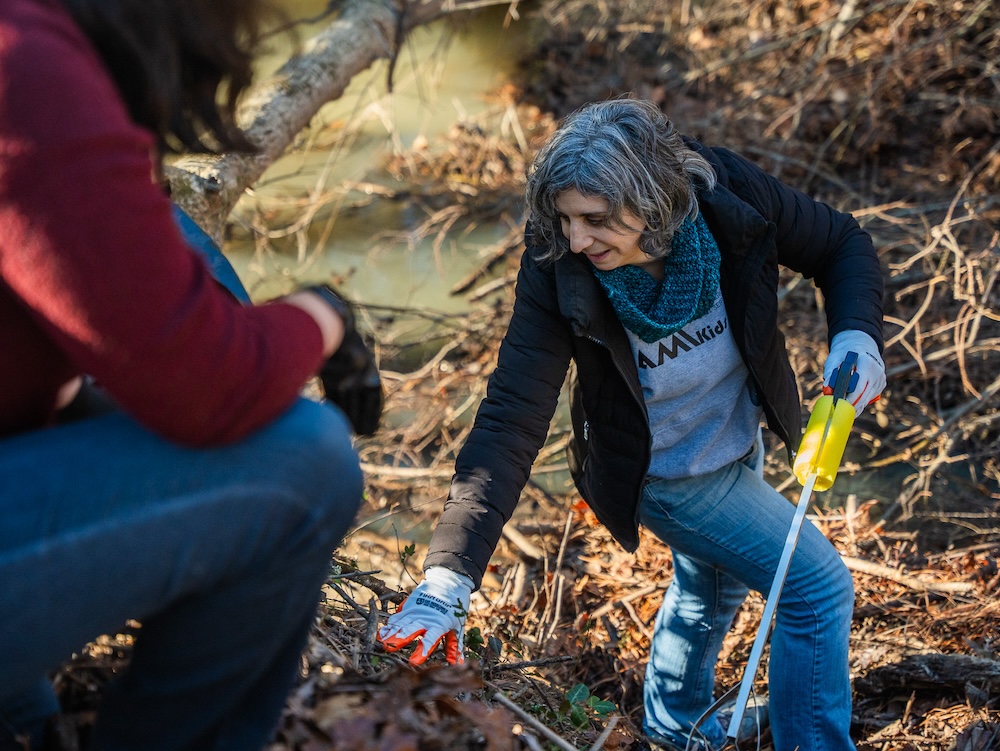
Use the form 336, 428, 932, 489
490, 690, 580, 751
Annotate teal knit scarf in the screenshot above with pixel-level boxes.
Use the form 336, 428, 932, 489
594, 214, 721, 344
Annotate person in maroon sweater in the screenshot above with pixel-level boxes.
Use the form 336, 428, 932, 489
0, 0, 381, 748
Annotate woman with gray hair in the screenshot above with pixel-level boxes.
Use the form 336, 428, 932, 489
379, 97, 885, 751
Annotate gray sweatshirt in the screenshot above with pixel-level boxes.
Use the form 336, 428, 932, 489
625, 288, 762, 479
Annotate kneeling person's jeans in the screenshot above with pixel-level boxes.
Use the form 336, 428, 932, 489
638, 435, 856, 751
0, 398, 363, 751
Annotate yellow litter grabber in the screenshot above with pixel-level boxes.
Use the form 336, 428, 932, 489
725, 351, 860, 743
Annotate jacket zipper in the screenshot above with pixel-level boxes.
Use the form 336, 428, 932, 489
582, 332, 651, 529
582, 333, 645, 410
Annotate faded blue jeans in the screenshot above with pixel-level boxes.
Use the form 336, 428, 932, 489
638, 434, 856, 751
0, 398, 363, 750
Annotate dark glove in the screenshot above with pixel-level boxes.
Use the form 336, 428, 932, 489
309, 285, 384, 436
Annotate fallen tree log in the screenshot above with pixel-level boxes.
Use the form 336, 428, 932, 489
855, 653, 1000, 697
166, 0, 499, 240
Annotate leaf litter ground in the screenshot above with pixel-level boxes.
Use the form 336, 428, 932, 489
51, 1, 999, 749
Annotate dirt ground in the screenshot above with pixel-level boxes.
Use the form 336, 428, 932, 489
52, 1, 999, 749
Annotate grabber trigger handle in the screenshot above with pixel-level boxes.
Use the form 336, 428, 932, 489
822, 350, 859, 403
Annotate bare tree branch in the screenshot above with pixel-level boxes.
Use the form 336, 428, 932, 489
165, 0, 471, 240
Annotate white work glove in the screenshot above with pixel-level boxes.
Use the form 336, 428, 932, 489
823, 329, 886, 417
377, 566, 473, 665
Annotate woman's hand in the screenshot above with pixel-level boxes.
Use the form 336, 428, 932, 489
55, 376, 83, 410
286, 285, 383, 436
823, 330, 886, 417
377, 567, 473, 665
283, 289, 347, 358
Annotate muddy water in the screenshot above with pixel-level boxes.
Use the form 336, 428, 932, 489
220, 4, 541, 559
223, 2, 527, 310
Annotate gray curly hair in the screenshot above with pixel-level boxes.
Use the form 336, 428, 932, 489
525, 98, 717, 263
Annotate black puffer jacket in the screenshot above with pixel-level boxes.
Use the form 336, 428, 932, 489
424, 142, 884, 588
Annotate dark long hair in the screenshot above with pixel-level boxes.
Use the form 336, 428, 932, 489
61, 0, 273, 154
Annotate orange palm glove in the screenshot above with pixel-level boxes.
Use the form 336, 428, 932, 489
377, 567, 473, 665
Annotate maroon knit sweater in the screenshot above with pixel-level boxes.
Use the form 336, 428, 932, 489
0, 0, 325, 443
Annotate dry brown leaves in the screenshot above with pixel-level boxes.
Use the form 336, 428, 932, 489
269, 661, 515, 751
49, 1, 1000, 750
167, 487, 977, 751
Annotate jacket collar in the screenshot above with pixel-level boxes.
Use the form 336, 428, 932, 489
554, 253, 630, 344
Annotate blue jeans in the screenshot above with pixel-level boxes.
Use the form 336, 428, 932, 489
0, 398, 363, 750
638, 434, 855, 751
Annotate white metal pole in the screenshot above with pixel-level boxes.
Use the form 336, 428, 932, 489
726, 472, 818, 740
